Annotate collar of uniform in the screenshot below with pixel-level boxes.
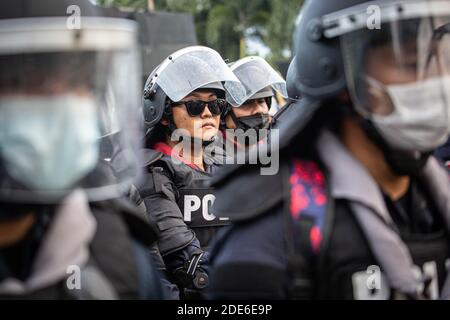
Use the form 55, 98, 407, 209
317, 130, 450, 298
154, 142, 202, 171
316, 130, 394, 226
0, 190, 97, 295
140, 148, 165, 167
408, 150, 450, 298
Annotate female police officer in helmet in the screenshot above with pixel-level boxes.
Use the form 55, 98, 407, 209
208, 0, 450, 300
140, 46, 245, 298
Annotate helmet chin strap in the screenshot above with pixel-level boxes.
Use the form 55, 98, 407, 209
226, 109, 270, 146
354, 113, 431, 176
228, 109, 270, 131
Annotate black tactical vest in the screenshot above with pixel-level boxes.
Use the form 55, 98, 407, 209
276, 151, 450, 300
0, 198, 161, 300
314, 199, 450, 300
147, 155, 230, 250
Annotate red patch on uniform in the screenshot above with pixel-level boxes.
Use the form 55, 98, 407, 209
313, 170, 325, 186
292, 160, 311, 183
154, 142, 201, 170
311, 186, 327, 206
290, 184, 309, 217
309, 226, 322, 254
290, 172, 299, 185
290, 159, 328, 219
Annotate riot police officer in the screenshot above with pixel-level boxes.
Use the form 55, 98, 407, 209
0, 0, 163, 299
210, 56, 288, 167
208, 0, 450, 300
140, 46, 246, 298
223, 57, 287, 133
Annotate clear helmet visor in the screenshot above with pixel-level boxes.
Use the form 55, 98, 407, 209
332, 1, 450, 151
0, 18, 143, 203
230, 56, 288, 106
155, 46, 247, 106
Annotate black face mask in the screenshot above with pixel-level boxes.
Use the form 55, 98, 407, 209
230, 112, 271, 131
227, 112, 271, 146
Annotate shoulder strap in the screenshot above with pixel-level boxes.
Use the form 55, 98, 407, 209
141, 148, 165, 167
129, 184, 146, 215
138, 158, 179, 202
212, 163, 285, 222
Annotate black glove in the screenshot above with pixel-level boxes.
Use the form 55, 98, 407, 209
173, 251, 209, 293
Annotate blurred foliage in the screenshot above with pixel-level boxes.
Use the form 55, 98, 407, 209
97, 0, 303, 65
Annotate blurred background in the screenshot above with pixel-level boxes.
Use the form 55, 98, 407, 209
91, 0, 304, 81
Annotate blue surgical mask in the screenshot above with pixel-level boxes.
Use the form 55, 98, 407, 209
0, 94, 100, 191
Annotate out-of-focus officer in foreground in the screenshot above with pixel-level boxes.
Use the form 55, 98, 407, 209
0, 0, 163, 299
140, 46, 246, 298
208, 0, 450, 299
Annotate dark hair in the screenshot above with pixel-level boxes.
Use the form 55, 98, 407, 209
145, 121, 170, 149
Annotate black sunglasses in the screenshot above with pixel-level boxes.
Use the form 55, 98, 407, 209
171, 99, 227, 117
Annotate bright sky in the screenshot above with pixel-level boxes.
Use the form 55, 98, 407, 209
246, 36, 271, 58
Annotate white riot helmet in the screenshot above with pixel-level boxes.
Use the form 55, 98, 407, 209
142, 46, 246, 145
226, 56, 288, 131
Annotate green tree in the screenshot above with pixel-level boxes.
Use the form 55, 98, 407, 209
97, 0, 146, 9
96, 0, 303, 65
205, 0, 270, 61
265, 0, 303, 64
163, 0, 213, 54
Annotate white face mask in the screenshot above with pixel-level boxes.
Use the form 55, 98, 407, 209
0, 94, 100, 191
365, 76, 450, 152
